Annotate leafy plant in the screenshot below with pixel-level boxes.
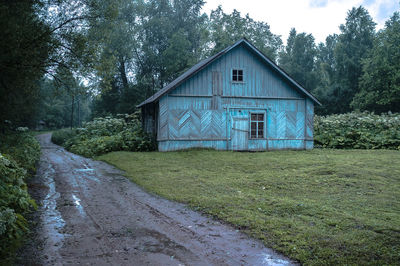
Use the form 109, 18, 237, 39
0, 132, 40, 259
51, 128, 78, 146
314, 111, 400, 149
53, 112, 156, 157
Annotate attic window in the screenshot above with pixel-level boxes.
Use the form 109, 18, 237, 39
250, 113, 264, 139
232, 69, 243, 82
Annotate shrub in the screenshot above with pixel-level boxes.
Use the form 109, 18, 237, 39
0, 132, 39, 259
314, 112, 400, 149
52, 112, 156, 157
51, 128, 77, 146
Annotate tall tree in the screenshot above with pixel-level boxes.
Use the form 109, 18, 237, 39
89, 0, 209, 115
279, 28, 318, 92
313, 34, 339, 114
352, 12, 400, 113
0, 1, 52, 129
209, 6, 282, 61
85, 0, 141, 115
332, 6, 376, 113
135, 0, 208, 98
35, 77, 91, 128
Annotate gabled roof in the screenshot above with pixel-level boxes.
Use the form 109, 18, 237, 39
137, 38, 321, 107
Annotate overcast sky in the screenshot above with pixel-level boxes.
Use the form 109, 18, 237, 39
202, 0, 400, 44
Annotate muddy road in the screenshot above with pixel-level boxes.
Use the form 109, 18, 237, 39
17, 133, 295, 265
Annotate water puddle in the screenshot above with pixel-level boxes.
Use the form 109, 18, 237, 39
41, 163, 67, 259
260, 253, 292, 265
75, 168, 94, 172
74, 163, 100, 183
72, 194, 86, 216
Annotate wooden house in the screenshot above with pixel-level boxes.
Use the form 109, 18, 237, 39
138, 38, 321, 151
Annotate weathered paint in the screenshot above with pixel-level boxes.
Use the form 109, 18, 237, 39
142, 41, 317, 151
159, 140, 227, 152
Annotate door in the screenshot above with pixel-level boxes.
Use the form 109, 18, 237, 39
231, 117, 249, 150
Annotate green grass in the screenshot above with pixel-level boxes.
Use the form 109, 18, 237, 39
98, 149, 400, 265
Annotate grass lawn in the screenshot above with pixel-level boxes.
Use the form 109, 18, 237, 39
98, 149, 400, 265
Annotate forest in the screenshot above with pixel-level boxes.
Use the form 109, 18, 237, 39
1, 0, 399, 131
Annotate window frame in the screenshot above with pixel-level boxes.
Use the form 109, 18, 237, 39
232, 69, 244, 83
250, 112, 265, 139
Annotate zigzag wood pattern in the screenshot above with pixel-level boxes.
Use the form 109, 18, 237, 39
159, 100, 168, 139
306, 101, 314, 138
277, 111, 286, 139
296, 112, 305, 139
169, 109, 226, 140
286, 111, 297, 138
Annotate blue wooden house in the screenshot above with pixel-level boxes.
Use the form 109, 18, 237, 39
138, 38, 321, 151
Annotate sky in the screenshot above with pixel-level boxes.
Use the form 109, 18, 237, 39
202, 0, 400, 44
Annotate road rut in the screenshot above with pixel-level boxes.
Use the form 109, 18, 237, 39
18, 133, 295, 265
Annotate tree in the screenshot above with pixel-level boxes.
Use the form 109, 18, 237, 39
209, 6, 282, 61
88, 0, 210, 115
0, 1, 52, 129
313, 34, 339, 114
352, 12, 400, 113
332, 6, 376, 113
279, 28, 318, 92
35, 77, 91, 128
135, 0, 208, 98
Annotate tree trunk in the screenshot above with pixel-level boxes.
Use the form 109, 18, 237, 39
119, 57, 128, 90
70, 95, 74, 130
77, 95, 80, 127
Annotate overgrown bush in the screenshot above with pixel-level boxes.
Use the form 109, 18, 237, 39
315, 112, 400, 149
51, 128, 77, 146
0, 132, 39, 259
53, 113, 156, 157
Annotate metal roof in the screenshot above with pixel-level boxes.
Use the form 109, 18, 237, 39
137, 38, 321, 107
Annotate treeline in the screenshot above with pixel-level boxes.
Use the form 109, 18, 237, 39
1, 1, 399, 131
89, 2, 400, 117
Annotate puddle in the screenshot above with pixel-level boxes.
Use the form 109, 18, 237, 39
74, 164, 100, 183
72, 194, 86, 216
75, 168, 94, 172
41, 163, 67, 259
260, 253, 292, 265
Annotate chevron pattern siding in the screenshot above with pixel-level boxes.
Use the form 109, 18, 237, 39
158, 98, 168, 139
285, 111, 297, 138
267, 111, 277, 139
277, 111, 286, 139
296, 112, 305, 139
168, 109, 226, 140
306, 99, 314, 139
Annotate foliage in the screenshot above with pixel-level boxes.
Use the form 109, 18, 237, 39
0, 132, 40, 260
34, 77, 91, 129
0, 133, 41, 174
279, 28, 318, 92
352, 12, 400, 113
51, 129, 78, 146
90, 0, 210, 116
209, 6, 282, 61
0, 1, 52, 129
326, 6, 376, 114
314, 112, 400, 149
99, 149, 400, 265
53, 113, 155, 157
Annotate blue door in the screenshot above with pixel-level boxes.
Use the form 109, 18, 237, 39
231, 117, 249, 150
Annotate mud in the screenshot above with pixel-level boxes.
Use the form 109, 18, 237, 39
17, 133, 296, 265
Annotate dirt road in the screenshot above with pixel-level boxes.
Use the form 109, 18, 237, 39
18, 133, 295, 265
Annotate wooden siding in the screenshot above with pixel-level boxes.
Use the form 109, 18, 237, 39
169, 44, 302, 98
156, 43, 314, 151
